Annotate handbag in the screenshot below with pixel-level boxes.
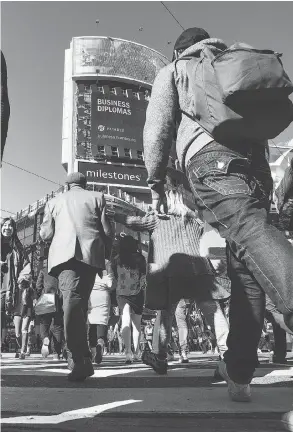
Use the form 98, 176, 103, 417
34, 293, 56, 315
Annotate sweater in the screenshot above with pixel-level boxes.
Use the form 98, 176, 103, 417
143, 38, 227, 200
114, 212, 230, 309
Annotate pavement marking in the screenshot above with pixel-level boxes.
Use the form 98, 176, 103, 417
0, 399, 143, 424
35, 367, 152, 377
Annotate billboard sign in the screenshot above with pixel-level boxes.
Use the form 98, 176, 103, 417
91, 89, 147, 156
78, 161, 148, 188
71, 37, 168, 85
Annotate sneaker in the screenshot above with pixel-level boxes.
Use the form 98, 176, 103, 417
15, 352, 20, 359
125, 353, 133, 365
53, 354, 60, 361
218, 360, 251, 402
67, 357, 94, 382
95, 343, 103, 365
167, 353, 175, 362
41, 337, 50, 358
179, 351, 189, 364
142, 351, 167, 375
19, 353, 25, 360
282, 410, 293, 431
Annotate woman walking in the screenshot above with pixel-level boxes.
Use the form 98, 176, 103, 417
35, 265, 64, 360
87, 259, 115, 364
113, 189, 230, 374
1, 218, 32, 359
111, 235, 146, 364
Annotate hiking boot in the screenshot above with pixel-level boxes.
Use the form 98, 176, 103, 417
41, 337, 50, 358
282, 410, 293, 431
142, 351, 167, 375
67, 357, 94, 382
218, 360, 251, 402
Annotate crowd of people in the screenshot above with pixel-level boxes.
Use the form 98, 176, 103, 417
1, 27, 293, 430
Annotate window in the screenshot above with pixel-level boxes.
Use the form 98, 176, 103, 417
137, 150, 144, 160
111, 146, 118, 156
124, 148, 131, 158
97, 146, 105, 155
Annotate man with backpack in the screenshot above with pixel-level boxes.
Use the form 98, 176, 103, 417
143, 27, 293, 403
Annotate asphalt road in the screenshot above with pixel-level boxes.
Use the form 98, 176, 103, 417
1, 352, 292, 432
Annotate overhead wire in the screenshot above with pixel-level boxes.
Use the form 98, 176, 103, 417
2, 160, 62, 186
1, 209, 16, 215
160, 2, 185, 31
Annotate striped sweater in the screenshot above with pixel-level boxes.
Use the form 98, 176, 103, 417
114, 212, 213, 278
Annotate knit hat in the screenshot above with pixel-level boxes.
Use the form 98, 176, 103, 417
173, 27, 210, 52
66, 172, 86, 186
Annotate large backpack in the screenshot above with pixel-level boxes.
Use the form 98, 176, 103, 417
181, 43, 293, 143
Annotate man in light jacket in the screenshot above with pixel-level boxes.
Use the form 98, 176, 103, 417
143, 27, 293, 402
40, 172, 113, 381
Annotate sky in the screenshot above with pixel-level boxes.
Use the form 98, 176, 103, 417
1, 0, 293, 217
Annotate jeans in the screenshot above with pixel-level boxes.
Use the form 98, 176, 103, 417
175, 299, 189, 353
186, 141, 293, 383
152, 298, 229, 359
57, 259, 99, 362
39, 312, 64, 355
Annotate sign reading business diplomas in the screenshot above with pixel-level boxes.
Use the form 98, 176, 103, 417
91, 88, 148, 154
78, 161, 148, 188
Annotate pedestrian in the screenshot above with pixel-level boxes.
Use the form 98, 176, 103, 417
1, 217, 32, 359
35, 265, 64, 360
114, 189, 230, 374
87, 260, 115, 364
107, 325, 115, 355
40, 172, 113, 381
143, 27, 293, 401
275, 157, 293, 235
111, 235, 146, 365
114, 317, 124, 355
144, 320, 153, 351
174, 299, 191, 363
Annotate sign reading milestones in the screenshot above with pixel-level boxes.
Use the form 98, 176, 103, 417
78, 161, 148, 188
90, 85, 148, 157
